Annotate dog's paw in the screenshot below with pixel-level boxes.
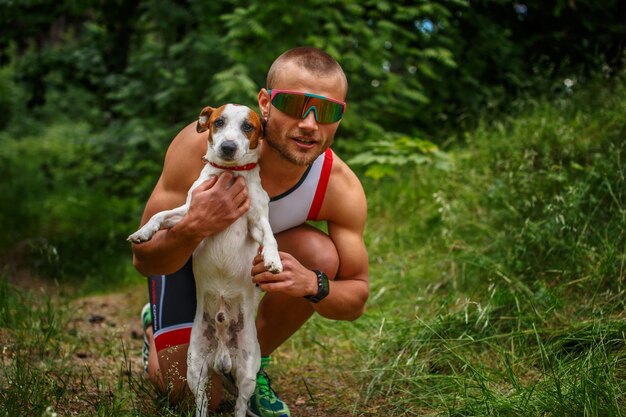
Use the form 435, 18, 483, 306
263, 251, 283, 274
127, 227, 156, 244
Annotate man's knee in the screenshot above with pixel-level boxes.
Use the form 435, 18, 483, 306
276, 224, 339, 278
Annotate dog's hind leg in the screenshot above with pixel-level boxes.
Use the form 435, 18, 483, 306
233, 315, 261, 417
187, 313, 214, 417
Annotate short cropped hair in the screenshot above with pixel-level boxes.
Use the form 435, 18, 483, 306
266, 47, 347, 96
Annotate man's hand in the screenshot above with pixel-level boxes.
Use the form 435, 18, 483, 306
251, 252, 318, 297
183, 171, 250, 239
131, 171, 250, 276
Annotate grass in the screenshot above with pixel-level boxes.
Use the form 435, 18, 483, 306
1, 76, 625, 416
347, 76, 626, 415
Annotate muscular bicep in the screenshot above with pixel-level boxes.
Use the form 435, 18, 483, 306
326, 171, 369, 298
139, 176, 188, 226
138, 122, 206, 226
329, 222, 368, 278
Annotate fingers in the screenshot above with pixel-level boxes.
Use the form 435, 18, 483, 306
214, 170, 235, 189
193, 175, 219, 193
256, 281, 291, 293
251, 253, 280, 274
252, 269, 286, 293
195, 171, 246, 192
194, 172, 249, 210
232, 181, 249, 208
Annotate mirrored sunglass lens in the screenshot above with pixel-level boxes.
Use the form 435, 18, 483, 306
314, 100, 344, 123
272, 93, 307, 117
273, 93, 344, 123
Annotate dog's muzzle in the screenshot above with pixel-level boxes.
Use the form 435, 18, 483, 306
218, 140, 238, 160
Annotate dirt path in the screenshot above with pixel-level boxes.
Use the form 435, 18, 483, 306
67, 285, 370, 416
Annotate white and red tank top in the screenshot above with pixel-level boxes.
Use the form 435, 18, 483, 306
268, 148, 333, 234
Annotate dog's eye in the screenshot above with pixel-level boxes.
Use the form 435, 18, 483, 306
242, 121, 254, 132
214, 118, 224, 129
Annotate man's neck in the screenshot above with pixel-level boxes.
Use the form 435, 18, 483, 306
259, 142, 311, 196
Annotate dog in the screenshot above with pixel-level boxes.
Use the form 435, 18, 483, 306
128, 104, 282, 417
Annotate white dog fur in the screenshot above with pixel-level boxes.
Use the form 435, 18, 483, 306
128, 104, 282, 417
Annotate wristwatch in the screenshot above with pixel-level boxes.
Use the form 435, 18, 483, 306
304, 269, 330, 303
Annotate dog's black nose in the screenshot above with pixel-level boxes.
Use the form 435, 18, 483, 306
219, 140, 238, 160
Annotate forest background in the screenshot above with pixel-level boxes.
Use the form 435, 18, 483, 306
1, 1, 625, 416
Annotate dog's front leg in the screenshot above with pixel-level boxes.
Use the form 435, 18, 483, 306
127, 205, 188, 243
258, 217, 282, 274
247, 191, 282, 273
128, 168, 212, 244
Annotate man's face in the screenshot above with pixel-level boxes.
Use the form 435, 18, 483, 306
259, 63, 346, 166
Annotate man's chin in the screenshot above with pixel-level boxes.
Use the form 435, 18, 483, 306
267, 138, 321, 166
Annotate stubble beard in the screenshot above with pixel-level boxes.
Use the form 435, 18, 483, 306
264, 122, 324, 166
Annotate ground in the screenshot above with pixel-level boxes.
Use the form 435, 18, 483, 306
64, 284, 369, 416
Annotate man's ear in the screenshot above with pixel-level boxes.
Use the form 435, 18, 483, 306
258, 89, 271, 120
196, 106, 214, 133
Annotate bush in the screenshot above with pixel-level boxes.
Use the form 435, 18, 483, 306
0, 120, 166, 286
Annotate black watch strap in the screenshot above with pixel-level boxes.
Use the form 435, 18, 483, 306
304, 269, 330, 303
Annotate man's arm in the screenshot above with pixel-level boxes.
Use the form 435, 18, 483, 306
251, 156, 369, 320
131, 123, 250, 276
308, 159, 369, 320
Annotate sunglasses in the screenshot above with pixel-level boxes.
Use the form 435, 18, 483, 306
267, 89, 346, 124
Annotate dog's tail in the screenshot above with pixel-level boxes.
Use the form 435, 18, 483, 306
213, 295, 232, 374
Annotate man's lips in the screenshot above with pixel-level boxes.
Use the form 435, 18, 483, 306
291, 136, 317, 147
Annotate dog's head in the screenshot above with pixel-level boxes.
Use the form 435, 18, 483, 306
196, 104, 263, 165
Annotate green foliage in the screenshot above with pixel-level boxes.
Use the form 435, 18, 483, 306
355, 75, 626, 415
348, 134, 451, 179
0, 118, 164, 285
3, 0, 625, 139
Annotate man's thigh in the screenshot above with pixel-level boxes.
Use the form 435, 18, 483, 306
275, 223, 339, 278
147, 258, 196, 394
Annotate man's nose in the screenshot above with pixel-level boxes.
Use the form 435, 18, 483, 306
298, 111, 319, 131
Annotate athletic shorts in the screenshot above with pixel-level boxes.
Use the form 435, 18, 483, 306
147, 258, 196, 352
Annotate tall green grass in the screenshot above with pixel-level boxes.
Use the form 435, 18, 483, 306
354, 77, 626, 415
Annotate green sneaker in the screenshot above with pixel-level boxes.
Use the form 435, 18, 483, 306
247, 357, 290, 417
140, 303, 151, 373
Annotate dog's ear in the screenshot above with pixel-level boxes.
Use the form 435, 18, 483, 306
248, 111, 264, 150
196, 106, 215, 133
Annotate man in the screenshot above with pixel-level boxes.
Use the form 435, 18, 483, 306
131, 46, 369, 416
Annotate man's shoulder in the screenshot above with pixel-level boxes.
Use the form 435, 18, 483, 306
320, 150, 367, 225
328, 151, 364, 192
167, 122, 207, 156
160, 122, 207, 192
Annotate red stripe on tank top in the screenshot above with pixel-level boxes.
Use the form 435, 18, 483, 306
307, 149, 333, 221
154, 326, 192, 352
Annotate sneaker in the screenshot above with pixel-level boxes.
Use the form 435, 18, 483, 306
247, 357, 290, 417
141, 303, 151, 373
